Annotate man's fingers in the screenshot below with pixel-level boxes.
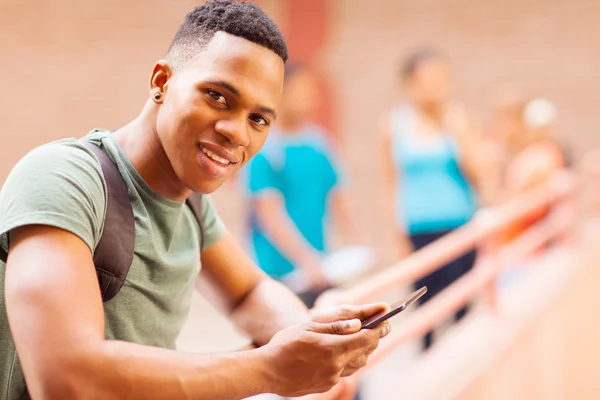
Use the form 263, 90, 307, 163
306, 319, 362, 335
311, 302, 390, 324
323, 328, 380, 365
340, 366, 360, 378
346, 354, 369, 370
350, 303, 391, 321
375, 321, 391, 339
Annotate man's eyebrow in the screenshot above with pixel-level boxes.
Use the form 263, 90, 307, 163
259, 106, 277, 119
205, 79, 277, 119
205, 79, 240, 97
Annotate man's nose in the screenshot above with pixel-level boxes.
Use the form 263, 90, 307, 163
214, 118, 250, 147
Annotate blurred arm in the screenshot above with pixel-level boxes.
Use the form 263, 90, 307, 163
446, 103, 495, 205
247, 153, 327, 286
329, 188, 362, 245
252, 192, 328, 285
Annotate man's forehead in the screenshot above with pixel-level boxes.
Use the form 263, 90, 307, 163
195, 32, 283, 70
180, 33, 284, 106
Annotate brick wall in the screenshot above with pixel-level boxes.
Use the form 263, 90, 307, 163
318, 0, 600, 263
1, 0, 598, 264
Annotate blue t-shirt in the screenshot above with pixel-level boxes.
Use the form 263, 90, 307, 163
245, 125, 340, 279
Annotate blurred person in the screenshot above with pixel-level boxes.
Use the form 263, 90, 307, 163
0, 2, 392, 400
486, 89, 570, 199
380, 49, 487, 350
245, 64, 367, 400
245, 63, 362, 310
504, 98, 567, 192
499, 97, 568, 246
484, 93, 571, 291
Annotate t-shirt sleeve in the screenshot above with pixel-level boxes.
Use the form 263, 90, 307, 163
199, 195, 226, 251
0, 140, 106, 259
247, 152, 279, 197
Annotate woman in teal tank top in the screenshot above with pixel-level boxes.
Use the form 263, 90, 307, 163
381, 49, 487, 350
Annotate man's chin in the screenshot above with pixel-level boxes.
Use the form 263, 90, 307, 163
185, 177, 226, 195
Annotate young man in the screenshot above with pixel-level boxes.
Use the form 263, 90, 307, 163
0, 2, 390, 399
246, 64, 360, 308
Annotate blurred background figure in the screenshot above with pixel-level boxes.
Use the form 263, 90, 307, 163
487, 88, 570, 199
244, 63, 362, 309
487, 91, 569, 245
380, 49, 488, 350
504, 97, 568, 197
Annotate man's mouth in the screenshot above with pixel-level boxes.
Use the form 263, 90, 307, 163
196, 143, 239, 179
201, 146, 231, 166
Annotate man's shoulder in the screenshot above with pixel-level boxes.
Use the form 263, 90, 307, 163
0, 135, 108, 256
5, 136, 106, 193
19, 136, 102, 171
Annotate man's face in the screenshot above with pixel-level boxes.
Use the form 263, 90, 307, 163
154, 32, 284, 194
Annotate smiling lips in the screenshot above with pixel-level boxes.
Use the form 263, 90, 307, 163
196, 143, 239, 179
201, 146, 231, 166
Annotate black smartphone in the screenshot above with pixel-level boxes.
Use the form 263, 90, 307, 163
361, 286, 428, 329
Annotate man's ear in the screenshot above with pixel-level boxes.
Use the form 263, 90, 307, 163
149, 60, 174, 101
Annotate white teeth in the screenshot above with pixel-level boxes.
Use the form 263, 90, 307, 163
202, 147, 231, 165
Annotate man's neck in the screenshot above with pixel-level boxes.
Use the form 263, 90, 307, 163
112, 106, 191, 203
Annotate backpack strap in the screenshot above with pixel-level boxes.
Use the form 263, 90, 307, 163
186, 193, 205, 249
0, 238, 7, 263
2, 139, 206, 306
82, 140, 135, 303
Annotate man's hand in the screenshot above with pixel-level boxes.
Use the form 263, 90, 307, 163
309, 303, 391, 326
258, 303, 391, 398
310, 303, 391, 375
298, 305, 392, 400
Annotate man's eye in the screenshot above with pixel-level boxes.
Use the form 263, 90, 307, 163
207, 91, 227, 105
250, 114, 269, 126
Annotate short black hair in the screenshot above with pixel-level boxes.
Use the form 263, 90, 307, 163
165, 0, 288, 68
401, 48, 444, 81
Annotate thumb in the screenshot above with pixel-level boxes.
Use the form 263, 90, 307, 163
307, 319, 362, 335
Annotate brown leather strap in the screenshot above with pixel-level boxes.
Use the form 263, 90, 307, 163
186, 193, 205, 248
82, 140, 135, 303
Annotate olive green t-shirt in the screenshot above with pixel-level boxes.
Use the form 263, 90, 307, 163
0, 130, 226, 399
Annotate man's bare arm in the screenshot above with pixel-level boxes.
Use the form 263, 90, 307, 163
5, 225, 274, 400
7, 224, 391, 399
197, 231, 311, 346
